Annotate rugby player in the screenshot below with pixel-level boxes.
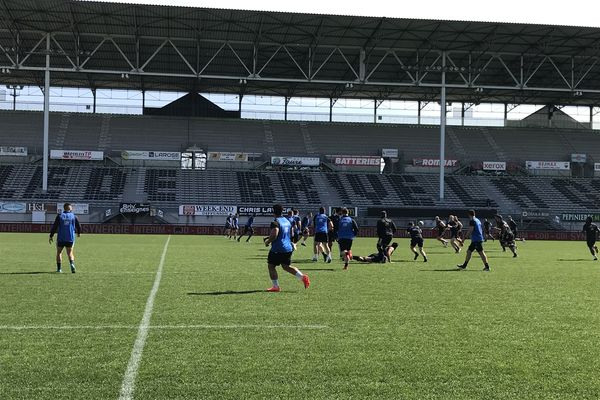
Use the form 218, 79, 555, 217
300, 212, 313, 246
376, 211, 396, 254
457, 210, 491, 272
337, 208, 359, 270
313, 207, 333, 263
237, 213, 256, 242
49, 203, 82, 273
582, 216, 599, 260
434, 216, 449, 247
407, 222, 428, 262
494, 214, 518, 257
352, 243, 399, 263
264, 204, 310, 292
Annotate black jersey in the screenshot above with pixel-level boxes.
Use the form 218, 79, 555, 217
377, 218, 396, 238
407, 226, 423, 240
583, 222, 600, 242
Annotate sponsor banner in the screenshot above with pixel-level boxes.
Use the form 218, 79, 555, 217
0, 202, 26, 213
238, 206, 292, 217
329, 207, 358, 217
483, 161, 506, 171
0, 146, 27, 156
207, 152, 249, 162
27, 203, 58, 213
382, 148, 398, 158
594, 163, 600, 171
413, 158, 458, 167
330, 155, 381, 167
526, 161, 570, 170
571, 153, 587, 163
561, 213, 600, 222
121, 150, 180, 161
522, 210, 550, 218
55, 203, 89, 215
119, 203, 151, 215
0, 223, 589, 240
271, 156, 320, 167
179, 205, 237, 216
50, 150, 104, 161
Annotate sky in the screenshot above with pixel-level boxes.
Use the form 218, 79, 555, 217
97, 0, 600, 28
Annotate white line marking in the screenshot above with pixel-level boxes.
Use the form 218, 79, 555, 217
0, 324, 327, 330
118, 235, 171, 400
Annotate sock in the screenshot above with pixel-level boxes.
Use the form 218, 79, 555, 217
271, 279, 279, 287
57, 262, 61, 270
69, 260, 75, 267
484, 263, 490, 268
295, 271, 304, 281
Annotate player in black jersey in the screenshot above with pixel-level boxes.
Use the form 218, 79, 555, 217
583, 216, 600, 260
433, 216, 448, 247
376, 211, 396, 253
448, 215, 464, 253
352, 243, 399, 263
407, 222, 428, 262
494, 215, 518, 258
483, 218, 494, 242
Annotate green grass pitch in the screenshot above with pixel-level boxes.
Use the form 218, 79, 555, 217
1, 233, 600, 399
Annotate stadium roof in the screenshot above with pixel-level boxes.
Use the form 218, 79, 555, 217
2, 0, 600, 106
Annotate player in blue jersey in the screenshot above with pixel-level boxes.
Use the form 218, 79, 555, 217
457, 210, 491, 271
313, 207, 333, 263
264, 204, 310, 292
49, 203, 82, 273
337, 208, 359, 270
237, 213, 256, 242
300, 212, 313, 246
229, 213, 239, 240
224, 214, 233, 237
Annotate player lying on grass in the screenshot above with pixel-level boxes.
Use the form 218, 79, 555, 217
352, 243, 398, 263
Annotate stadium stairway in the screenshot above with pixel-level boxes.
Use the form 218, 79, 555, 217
126, 167, 147, 203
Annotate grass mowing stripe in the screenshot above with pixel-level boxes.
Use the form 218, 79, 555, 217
0, 324, 327, 330
118, 235, 171, 400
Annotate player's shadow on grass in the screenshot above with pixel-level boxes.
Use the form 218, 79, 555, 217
299, 268, 335, 271
188, 290, 297, 296
419, 268, 479, 272
0, 271, 56, 275
557, 258, 590, 262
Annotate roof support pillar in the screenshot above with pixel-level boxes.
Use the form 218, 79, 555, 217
42, 34, 50, 192
284, 96, 290, 121
329, 97, 333, 122
461, 102, 465, 126
504, 103, 508, 126
417, 100, 421, 125
439, 51, 446, 201
92, 88, 96, 113
374, 99, 377, 124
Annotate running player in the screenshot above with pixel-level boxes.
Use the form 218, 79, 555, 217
223, 213, 232, 236
483, 218, 494, 241
434, 216, 448, 247
328, 208, 342, 259
507, 216, 525, 241
376, 211, 396, 254
292, 209, 302, 244
494, 215, 518, 257
448, 215, 464, 253
264, 204, 310, 292
582, 216, 599, 260
337, 208, 359, 270
407, 222, 428, 262
229, 213, 239, 240
49, 203, 82, 273
457, 210, 491, 272
352, 243, 399, 263
237, 213, 256, 242
300, 212, 313, 246
313, 207, 333, 263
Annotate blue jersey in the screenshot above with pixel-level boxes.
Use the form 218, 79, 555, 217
270, 217, 293, 253
314, 214, 329, 233
51, 211, 80, 243
301, 216, 311, 229
293, 215, 301, 233
232, 217, 239, 228
337, 216, 358, 240
245, 216, 254, 227
470, 217, 484, 242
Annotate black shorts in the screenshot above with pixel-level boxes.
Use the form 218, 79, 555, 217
468, 241, 484, 252
377, 235, 393, 249
314, 232, 328, 243
436, 228, 445, 238
338, 239, 353, 252
268, 251, 293, 266
587, 239, 596, 248
57, 241, 74, 248
410, 237, 424, 248
328, 232, 338, 243
292, 232, 300, 243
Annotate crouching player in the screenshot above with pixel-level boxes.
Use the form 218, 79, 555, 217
407, 222, 428, 262
337, 207, 359, 270
49, 203, 82, 273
